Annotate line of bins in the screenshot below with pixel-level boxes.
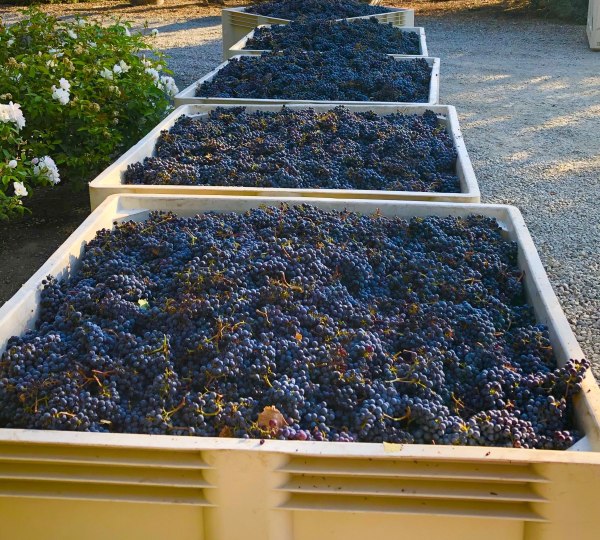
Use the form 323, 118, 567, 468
1, 3, 599, 540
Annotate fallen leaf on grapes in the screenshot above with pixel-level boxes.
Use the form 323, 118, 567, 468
257, 405, 287, 435
295, 332, 303, 342
138, 299, 150, 310
219, 426, 233, 438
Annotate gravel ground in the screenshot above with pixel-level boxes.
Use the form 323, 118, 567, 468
1, 2, 598, 375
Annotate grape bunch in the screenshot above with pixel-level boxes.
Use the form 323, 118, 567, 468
124, 107, 460, 193
0, 205, 588, 450
246, 0, 393, 21
244, 19, 421, 55
196, 50, 431, 102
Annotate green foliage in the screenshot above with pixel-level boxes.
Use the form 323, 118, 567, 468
0, 103, 59, 220
0, 7, 176, 212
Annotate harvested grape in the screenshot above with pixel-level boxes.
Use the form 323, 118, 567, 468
124, 107, 460, 193
246, 0, 393, 21
196, 50, 431, 103
244, 19, 421, 55
0, 205, 587, 449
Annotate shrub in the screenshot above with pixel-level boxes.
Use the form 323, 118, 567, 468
0, 102, 60, 220
0, 8, 177, 206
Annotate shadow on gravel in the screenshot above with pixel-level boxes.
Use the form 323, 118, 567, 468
153, 16, 221, 33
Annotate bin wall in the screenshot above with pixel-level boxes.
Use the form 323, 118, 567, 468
588, 0, 600, 50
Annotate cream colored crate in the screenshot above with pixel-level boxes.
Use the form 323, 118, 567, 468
228, 25, 428, 58
174, 55, 440, 107
0, 194, 599, 540
222, 4, 415, 58
88, 103, 478, 209
588, 0, 600, 50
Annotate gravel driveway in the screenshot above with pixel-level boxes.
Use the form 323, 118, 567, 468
2, 3, 599, 375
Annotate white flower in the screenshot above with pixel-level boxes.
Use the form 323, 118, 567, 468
109, 85, 121, 96
7, 39, 14, 47
119, 24, 131, 37
51, 86, 70, 105
76, 19, 87, 27
145, 67, 160, 82
33, 156, 60, 185
113, 64, 123, 75
89, 41, 97, 48
13, 181, 28, 197
158, 75, 179, 97
59, 78, 71, 91
8, 160, 18, 169
49, 48, 57, 54
0, 102, 26, 130
67, 29, 78, 40
46, 59, 56, 68
141, 58, 153, 68
118, 60, 130, 73
100, 68, 114, 80
151, 29, 159, 37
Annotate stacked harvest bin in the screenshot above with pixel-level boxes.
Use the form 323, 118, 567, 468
1, 3, 600, 540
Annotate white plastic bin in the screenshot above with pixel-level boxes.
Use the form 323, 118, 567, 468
0, 194, 599, 540
174, 55, 440, 107
228, 25, 428, 58
222, 4, 415, 58
88, 103, 479, 209
588, 0, 600, 50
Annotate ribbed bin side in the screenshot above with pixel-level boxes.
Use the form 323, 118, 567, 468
174, 55, 440, 107
0, 438, 211, 540
1, 433, 600, 539
588, 0, 600, 50
88, 103, 479, 209
345, 8, 414, 27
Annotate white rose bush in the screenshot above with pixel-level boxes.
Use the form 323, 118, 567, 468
0, 101, 59, 220
0, 8, 177, 219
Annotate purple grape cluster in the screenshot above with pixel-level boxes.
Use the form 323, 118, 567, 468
245, 19, 421, 55
124, 107, 460, 193
0, 205, 588, 449
196, 50, 431, 102
246, 0, 393, 21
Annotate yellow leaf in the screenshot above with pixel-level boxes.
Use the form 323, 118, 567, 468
383, 442, 404, 453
